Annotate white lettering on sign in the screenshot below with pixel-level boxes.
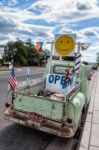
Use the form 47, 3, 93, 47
46, 74, 73, 93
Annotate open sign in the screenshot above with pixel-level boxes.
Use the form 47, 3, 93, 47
46, 74, 73, 93
48, 74, 66, 85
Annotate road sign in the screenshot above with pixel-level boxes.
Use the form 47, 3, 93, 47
55, 34, 76, 56
46, 73, 74, 93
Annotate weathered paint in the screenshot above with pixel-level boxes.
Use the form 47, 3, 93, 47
13, 94, 64, 121
4, 108, 75, 138
79, 64, 88, 98
46, 73, 75, 94
66, 92, 85, 123
4, 59, 89, 138
43, 60, 74, 78
19, 82, 45, 94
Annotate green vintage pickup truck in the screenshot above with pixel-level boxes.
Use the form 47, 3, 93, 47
4, 59, 90, 138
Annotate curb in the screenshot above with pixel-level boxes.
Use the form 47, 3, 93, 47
0, 68, 9, 71
0, 67, 44, 71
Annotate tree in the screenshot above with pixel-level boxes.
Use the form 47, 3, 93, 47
5, 40, 28, 66
25, 39, 40, 66
4, 39, 50, 66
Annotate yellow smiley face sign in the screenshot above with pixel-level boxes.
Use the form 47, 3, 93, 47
55, 34, 75, 56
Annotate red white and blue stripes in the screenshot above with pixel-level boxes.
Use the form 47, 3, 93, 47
8, 67, 17, 90
74, 42, 81, 74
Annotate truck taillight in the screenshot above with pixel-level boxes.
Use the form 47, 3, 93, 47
5, 102, 11, 108
65, 118, 74, 126
67, 118, 73, 124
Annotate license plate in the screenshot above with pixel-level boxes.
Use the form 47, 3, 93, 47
29, 112, 44, 123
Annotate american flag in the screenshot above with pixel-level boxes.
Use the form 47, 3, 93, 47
35, 42, 43, 52
8, 67, 17, 90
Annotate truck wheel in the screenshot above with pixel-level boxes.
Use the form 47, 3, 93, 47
82, 97, 89, 113
74, 113, 82, 138
82, 105, 86, 114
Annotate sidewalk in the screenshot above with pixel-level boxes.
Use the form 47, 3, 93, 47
79, 71, 99, 150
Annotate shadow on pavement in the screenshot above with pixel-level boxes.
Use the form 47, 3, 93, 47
0, 123, 54, 150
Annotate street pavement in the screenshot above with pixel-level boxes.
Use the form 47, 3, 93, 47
79, 71, 99, 150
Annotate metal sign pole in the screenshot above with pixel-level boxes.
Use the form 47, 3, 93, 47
47, 41, 54, 73
26, 67, 30, 85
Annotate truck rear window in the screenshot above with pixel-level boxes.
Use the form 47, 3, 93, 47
53, 65, 74, 75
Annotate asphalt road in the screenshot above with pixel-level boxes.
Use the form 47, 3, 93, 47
0, 68, 51, 150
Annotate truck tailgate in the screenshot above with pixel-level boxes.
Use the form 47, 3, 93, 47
13, 94, 64, 121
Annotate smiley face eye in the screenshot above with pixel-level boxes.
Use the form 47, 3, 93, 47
67, 41, 69, 43
60, 40, 62, 43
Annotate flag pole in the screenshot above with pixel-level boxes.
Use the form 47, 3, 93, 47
6, 65, 17, 108
47, 41, 54, 73
25, 67, 31, 94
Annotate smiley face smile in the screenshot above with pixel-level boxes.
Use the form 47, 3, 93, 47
55, 35, 75, 56
58, 48, 69, 51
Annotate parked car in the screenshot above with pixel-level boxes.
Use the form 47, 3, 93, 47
92, 64, 98, 70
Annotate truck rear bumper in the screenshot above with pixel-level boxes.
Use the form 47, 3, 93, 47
4, 108, 76, 138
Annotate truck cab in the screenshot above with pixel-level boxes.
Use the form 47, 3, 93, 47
4, 59, 89, 138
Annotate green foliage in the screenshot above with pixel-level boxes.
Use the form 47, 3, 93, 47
4, 39, 50, 66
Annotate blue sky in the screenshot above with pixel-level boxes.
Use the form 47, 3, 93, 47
0, 0, 99, 62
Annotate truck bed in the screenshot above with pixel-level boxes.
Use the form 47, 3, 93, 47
13, 77, 80, 122
13, 93, 64, 121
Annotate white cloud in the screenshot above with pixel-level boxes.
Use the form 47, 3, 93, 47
0, 0, 99, 62
0, 5, 53, 42
76, 27, 99, 44
81, 41, 99, 62
28, 0, 99, 23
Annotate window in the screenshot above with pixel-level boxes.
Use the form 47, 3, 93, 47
53, 65, 74, 75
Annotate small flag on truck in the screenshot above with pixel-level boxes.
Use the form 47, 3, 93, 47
35, 41, 43, 52
8, 67, 17, 90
